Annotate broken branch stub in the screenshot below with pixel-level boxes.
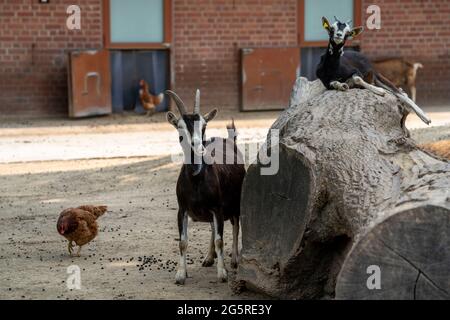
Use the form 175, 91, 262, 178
236, 78, 450, 299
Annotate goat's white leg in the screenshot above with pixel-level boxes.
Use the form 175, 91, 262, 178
175, 211, 188, 285
202, 222, 216, 267
411, 86, 417, 102
212, 212, 227, 282
395, 92, 431, 125
330, 81, 349, 92
352, 75, 386, 96
231, 216, 240, 269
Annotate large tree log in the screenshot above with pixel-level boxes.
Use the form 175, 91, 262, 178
235, 78, 450, 300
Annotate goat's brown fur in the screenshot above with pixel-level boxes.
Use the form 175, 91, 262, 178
373, 58, 423, 101
420, 140, 450, 160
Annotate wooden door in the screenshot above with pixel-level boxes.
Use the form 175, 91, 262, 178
241, 47, 300, 111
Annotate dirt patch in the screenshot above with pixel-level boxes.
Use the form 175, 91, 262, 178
0, 157, 264, 300
411, 125, 450, 144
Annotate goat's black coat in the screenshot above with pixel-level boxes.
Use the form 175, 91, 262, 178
316, 43, 376, 89
175, 129, 245, 232
314, 17, 430, 126
316, 30, 400, 94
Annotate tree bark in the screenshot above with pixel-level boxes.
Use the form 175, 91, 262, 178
235, 78, 450, 300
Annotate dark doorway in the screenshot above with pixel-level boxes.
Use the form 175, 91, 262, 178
110, 50, 170, 114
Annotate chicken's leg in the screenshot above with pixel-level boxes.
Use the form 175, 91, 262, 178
68, 241, 74, 256
76, 245, 82, 257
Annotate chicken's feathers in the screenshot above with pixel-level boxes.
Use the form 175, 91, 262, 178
77, 205, 107, 219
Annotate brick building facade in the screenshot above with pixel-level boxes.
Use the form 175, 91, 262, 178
0, 0, 448, 117
361, 0, 450, 105
0, 0, 103, 116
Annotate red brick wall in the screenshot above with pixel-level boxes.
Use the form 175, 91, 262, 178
0, 0, 102, 116
0, 0, 448, 117
172, 0, 298, 111
360, 0, 450, 105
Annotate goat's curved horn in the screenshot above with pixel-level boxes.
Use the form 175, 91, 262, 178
334, 16, 339, 22
347, 19, 353, 25
194, 89, 200, 114
165, 90, 187, 115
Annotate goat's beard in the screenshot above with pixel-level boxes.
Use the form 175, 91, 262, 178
193, 144, 206, 157
192, 149, 204, 176
192, 163, 203, 176
181, 149, 204, 176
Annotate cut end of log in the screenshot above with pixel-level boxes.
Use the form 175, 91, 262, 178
237, 144, 316, 298
336, 205, 450, 300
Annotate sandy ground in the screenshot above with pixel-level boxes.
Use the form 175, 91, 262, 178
0, 108, 449, 300
0, 156, 266, 300
0, 112, 274, 300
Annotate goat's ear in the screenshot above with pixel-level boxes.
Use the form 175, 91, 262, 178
322, 17, 331, 32
204, 108, 218, 123
166, 111, 179, 128
350, 26, 364, 38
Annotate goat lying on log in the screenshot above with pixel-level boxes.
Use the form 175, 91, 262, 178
316, 16, 431, 125
165, 89, 246, 285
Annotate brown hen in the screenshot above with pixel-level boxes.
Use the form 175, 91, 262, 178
57, 205, 107, 256
139, 80, 164, 116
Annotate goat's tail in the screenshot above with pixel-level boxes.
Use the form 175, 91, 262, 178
227, 118, 238, 142
404, 61, 424, 72
413, 63, 424, 72
374, 72, 431, 125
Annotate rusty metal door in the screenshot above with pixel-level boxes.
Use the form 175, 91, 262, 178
68, 50, 112, 118
241, 47, 300, 111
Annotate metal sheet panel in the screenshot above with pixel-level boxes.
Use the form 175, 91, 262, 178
241, 47, 300, 111
110, 51, 124, 113
68, 50, 112, 118
120, 51, 138, 110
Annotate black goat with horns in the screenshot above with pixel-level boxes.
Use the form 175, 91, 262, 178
165, 89, 246, 285
316, 16, 431, 125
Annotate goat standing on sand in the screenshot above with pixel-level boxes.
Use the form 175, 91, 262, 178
165, 89, 246, 285
316, 16, 431, 125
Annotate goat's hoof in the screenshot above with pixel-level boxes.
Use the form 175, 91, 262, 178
217, 268, 228, 282
341, 84, 349, 91
231, 261, 238, 269
175, 269, 187, 285
231, 256, 239, 269
202, 257, 215, 267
